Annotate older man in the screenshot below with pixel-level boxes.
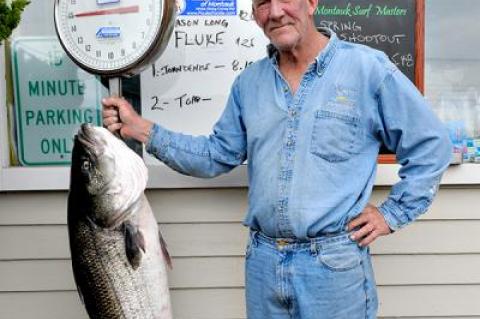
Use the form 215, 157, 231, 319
102, 0, 452, 317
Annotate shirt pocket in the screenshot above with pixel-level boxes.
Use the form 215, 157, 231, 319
311, 109, 364, 162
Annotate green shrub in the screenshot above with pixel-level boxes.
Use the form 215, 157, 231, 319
0, 0, 30, 44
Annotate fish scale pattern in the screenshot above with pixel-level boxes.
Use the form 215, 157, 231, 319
70, 219, 156, 319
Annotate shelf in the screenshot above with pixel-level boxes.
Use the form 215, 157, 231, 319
1, 163, 479, 192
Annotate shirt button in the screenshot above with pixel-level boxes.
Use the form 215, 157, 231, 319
286, 140, 294, 147
284, 87, 289, 93
290, 110, 297, 117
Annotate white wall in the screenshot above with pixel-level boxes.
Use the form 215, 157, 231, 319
1, 187, 480, 318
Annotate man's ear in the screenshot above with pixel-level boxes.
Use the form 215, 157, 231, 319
307, 0, 319, 15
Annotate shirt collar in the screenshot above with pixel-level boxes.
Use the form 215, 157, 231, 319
267, 27, 338, 77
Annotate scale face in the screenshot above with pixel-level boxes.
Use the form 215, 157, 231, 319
54, 0, 175, 76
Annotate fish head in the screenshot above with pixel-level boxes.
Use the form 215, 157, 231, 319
70, 123, 148, 228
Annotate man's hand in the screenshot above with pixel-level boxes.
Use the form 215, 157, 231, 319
102, 97, 153, 143
347, 204, 392, 247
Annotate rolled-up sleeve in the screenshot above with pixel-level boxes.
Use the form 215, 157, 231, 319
376, 67, 452, 231
145, 77, 247, 178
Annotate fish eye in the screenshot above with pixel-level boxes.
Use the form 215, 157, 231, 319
82, 160, 91, 171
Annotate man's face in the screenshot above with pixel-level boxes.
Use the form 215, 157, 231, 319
252, 0, 317, 51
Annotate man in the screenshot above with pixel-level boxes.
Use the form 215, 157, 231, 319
102, 0, 452, 317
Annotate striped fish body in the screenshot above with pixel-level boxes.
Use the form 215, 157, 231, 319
68, 124, 172, 319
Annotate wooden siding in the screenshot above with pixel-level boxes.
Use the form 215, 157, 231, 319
1, 187, 480, 318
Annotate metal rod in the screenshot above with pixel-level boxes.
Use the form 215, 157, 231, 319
108, 77, 123, 139
109, 77, 122, 97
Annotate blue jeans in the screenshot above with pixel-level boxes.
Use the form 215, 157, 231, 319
245, 231, 378, 319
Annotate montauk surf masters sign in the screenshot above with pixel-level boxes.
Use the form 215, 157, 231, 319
316, 3, 408, 17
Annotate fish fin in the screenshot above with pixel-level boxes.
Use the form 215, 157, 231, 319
71, 267, 86, 306
85, 215, 99, 230
124, 223, 145, 270
76, 283, 86, 305
159, 230, 173, 270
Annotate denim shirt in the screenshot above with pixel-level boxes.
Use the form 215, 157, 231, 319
146, 28, 452, 239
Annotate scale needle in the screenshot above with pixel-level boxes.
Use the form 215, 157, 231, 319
75, 5, 139, 17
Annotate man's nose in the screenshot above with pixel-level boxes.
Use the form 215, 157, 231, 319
269, 0, 284, 19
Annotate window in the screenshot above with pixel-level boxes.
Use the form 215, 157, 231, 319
426, 0, 480, 162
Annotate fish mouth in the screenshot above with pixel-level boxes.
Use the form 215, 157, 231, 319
76, 123, 105, 158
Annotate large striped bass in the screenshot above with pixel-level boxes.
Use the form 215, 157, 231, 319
68, 123, 172, 319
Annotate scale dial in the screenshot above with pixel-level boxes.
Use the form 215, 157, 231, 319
54, 0, 175, 76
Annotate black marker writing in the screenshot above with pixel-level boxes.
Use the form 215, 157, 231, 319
151, 96, 163, 110
232, 59, 254, 72
174, 93, 212, 108
175, 31, 225, 48
204, 18, 229, 28
176, 19, 200, 27
235, 37, 255, 48
239, 9, 254, 21
152, 62, 211, 77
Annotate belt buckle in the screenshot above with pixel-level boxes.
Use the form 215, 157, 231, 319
276, 239, 289, 249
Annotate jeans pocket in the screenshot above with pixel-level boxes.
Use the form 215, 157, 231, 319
311, 109, 364, 162
318, 241, 362, 271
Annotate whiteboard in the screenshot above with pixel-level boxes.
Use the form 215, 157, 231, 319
141, 0, 269, 165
